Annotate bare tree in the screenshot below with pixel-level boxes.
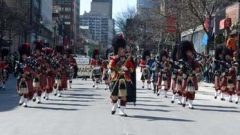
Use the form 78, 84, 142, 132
115, 8, 138, 34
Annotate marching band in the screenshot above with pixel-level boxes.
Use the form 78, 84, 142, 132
0, 35, 240, 116
15, 41, 77, 107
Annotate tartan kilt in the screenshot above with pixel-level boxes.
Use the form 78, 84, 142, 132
40, 74, 47, 91
60, 75, 68, 89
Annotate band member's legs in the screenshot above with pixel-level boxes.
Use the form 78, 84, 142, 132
119, 96, 127, 116
111, 96, 118, 114
214, 76, 220, 99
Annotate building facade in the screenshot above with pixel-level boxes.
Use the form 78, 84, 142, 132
80, 13, 114, 48
80, 0, 114, 50
91, 0, 112, 18
1, 0, 53, 52
53, 0, 80, 49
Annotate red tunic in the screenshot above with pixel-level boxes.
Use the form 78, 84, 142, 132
23, 66, 34, 99
108, 56, 135, 82
139, 59, 146, 72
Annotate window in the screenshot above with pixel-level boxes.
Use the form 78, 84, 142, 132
64, 7, 71, 12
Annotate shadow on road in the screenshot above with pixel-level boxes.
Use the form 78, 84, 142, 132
128, 115, 195, 122
133, 103, 170, 108
137, 99, 160, 103
49, 98, 94, 102
61, 95, 104, 100
194, 108, 240, 113
27, 106, 79, 111
63, 93, 101, 97
41, 102, 89, 107
127, 107, 170, 112
194, 104, 238, 109
0, 76, 19, 112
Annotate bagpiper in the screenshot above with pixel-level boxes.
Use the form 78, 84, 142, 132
157, 49, 171, 97
66, 48, 77, 89
218, 47, 236, 102
178, 41, 201, 109
90, 49, 102, 88
53, 45, 65, 97
32, 40, 44, 103
213, 45, 224, 99
16, 43, 34, 107
42, 47, 55, 100
102, 59, 110, 90
170, 45, 183, 104
140, 50, 151, 89
109, 34, 135, 116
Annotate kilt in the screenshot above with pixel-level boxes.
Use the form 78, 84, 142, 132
40, 74, 47, 91
236, 80, 240, 96
60, 74, 68, 90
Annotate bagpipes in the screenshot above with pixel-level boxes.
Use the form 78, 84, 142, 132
213, 59, 236, 76
177, 59, 197, 92
111, 55, 131, 96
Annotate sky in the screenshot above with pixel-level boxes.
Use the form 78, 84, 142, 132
80, 0, 137, 19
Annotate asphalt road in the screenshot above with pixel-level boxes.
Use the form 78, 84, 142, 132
0, 72, 240, 135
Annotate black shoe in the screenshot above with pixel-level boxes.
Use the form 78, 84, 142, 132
19, 103, 23, 106
120, 113, 128, 117
236, 102, 238, 104
171, 100, 174, 104
157, 93, 160, 96
221, 98, 225, 101
32, 98, 36, 102
142, 86, 144, 88
23, 104, 28, 108
189, 106, 194, 109
165, 96, 167, 98
182, 104, 186, 107
111, 111, 116, 115
93, 85, 95, 88
54, 93, 57, 96
229, 100, 233, 103
214, 96, 217, 99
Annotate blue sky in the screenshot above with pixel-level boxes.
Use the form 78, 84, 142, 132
80, 0, 137, 19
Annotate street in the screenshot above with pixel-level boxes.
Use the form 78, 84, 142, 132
0, 71, 240, 135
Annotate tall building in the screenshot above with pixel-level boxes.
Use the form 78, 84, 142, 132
53, 0, 80, 47
80, 13, 114, 48
80, 0, 114, 49
91, 0, 113, 18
